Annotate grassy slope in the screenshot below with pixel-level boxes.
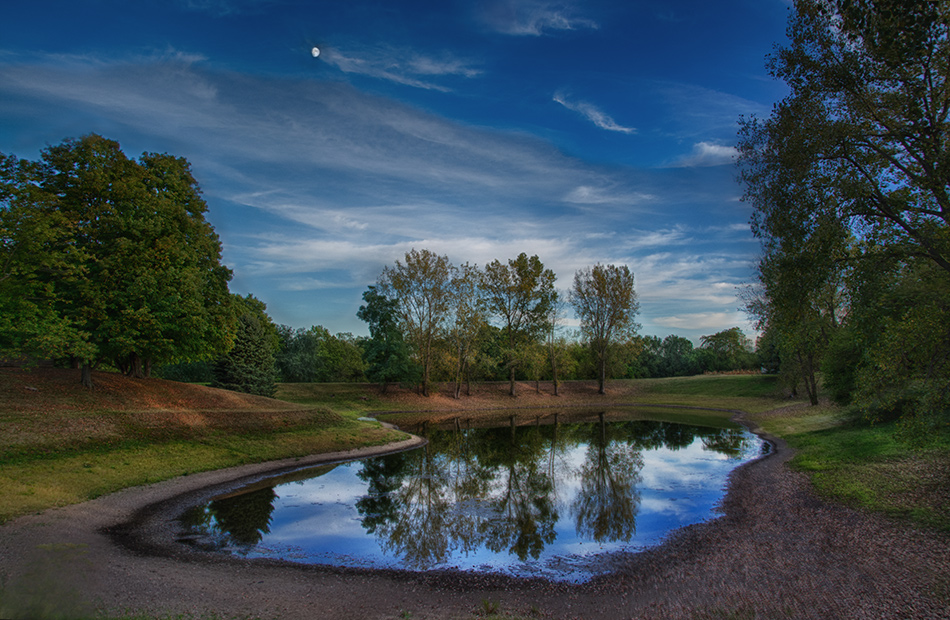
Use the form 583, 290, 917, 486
0, 368, 404, 523
752, 402, 950, 531
2, 369, 946, 533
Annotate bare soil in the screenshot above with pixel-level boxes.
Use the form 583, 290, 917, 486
1, 373, 948, 619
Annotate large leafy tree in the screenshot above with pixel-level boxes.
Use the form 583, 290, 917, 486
482, 253, 556, 396
738, 0, 950, 427
2, 134, 234, 386
378, 249, 454, 396
0, 153, 92, 364
571, 264, 640, 394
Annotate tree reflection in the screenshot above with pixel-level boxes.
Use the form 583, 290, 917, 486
481, 425, 557, 561
201, 413, 761, 571
364, 442, 456, 569
180, 486, 278, 550
571, 413, 643, 543
701, 428, 749, 458
355, 451, 409, 535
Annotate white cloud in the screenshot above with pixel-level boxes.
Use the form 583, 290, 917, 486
0, 51, 757, 336
563, 185, 653, 205
321, 45, 481, 91
671, 142, 738, 168
479, 0, 598, 35
652, 311, 747, 330
553, 92, 636, 134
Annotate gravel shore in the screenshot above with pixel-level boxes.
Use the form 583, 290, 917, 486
1, 414, 947, 620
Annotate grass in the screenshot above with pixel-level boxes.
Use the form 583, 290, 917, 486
751, 403, 950, 532
0, 368, 405, 523
635, 374, 786, 413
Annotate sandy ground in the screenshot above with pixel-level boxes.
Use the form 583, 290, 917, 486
1, 413, 949, 620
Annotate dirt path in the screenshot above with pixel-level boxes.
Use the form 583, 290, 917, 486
1, 416, 948, 620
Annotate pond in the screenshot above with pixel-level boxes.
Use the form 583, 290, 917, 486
177, 408, 769, 582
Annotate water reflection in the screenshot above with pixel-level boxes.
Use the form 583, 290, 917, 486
178, 410, 766, 581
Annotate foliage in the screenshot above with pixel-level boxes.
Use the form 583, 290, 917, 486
0, 135, 234, 387
445, 263, 488, 398
737, 0, 950, 429
0, 153, 93, 364
482, 253, 556, 396
276, 325, 366, 384
357, 286, 416, 390
571, 264, 640, 394
378, 249, 454, 396
698, 327, 756, 373
212, 294, 279, 397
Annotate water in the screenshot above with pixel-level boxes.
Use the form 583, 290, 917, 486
178, 409, 768, 582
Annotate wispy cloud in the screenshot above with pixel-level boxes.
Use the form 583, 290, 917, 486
653, 311, 749, 331
563, 185, 653, 205
322, 45, 481, 91
0, 51, 755, 337
670, 141, 738, 167
178, 0, 276, 16
553, 92, 636, 134
479, 0, 598, 35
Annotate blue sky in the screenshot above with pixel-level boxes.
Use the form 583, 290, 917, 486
0, 0, 790, 343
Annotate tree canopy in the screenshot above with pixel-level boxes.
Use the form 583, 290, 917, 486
571, 264, 640, 394
738, 0, 950, 435
1, 135, 235, 386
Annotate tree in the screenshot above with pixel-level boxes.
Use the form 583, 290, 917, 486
378, 249, 454, 396
482, 253, 556, 396
2, 135, 234, 387
357, 286, 414, 391
445, 263, 487, 399
0, 153, 92, 365
544, 290, 572, 395
737, 0, 950, 423
571, 264, 640, 394
752, 0, 950, 275
698, 327, 756, 372
212, 294, 279, 397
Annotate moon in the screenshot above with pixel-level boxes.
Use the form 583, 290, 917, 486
311, 46, 320, 58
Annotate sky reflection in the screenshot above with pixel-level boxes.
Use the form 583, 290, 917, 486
179, 415, 765, 581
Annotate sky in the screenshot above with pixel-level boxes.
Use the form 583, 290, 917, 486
0, 0, 792, 344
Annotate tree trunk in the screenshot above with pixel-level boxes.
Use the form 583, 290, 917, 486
509, 364, 516, 397
551, 351, 559, 396
798, 351, 819, 406
598, 352, 607, 395
80, 362, 93, 389
453, 347, 463, 399
128, 353, 145, 379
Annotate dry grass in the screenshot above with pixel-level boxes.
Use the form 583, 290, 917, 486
0, 367, 404, 522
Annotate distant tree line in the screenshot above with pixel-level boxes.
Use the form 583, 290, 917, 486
2, 134, 761, 398
158, 250, 761, 397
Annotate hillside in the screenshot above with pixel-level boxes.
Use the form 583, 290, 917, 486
1, 367, 344, 463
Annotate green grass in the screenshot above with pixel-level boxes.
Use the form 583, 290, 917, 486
634, 374, 785, 413
753, 405, 950, 532
0, 420, 403, 523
